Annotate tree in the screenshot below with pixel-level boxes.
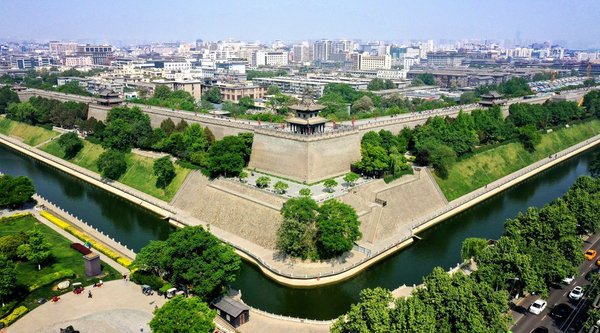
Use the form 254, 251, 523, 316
150, 296, 216, 333
331, 288, 394, 333
276, 217, 316, 259
160, 118, 176, 135
57, 132, 83, 159
102, 118, 134, 151
17, 227, 51, 270
238, 96, 254, 110
0, 175, 35, 208
299, 188, 312, 197
343, 172, 359, 186
423, 142, 457, 179
351, 96, 374, 114
518, 124, 541, 152
134, 226, 241, 301
273, 181, 288, 194
206, 135, 250, 178
6, 102, 44, 125
0, 86, 19, 115
238, 171, 248, 183
0, 255, 16, 306
590, 152, 600, 178
281, 197, 319, 224
202, 87, 222, 104
153, 85, 173, 100
153, 156, 176, 189
460, 91, 477, 104
316, 200, 361, 258
97, 149, 128, 180
256, 176, 271, 188
367, 78, 386, 91
266, 85, 281, 95
323, 179, 338, 192
460, 237, 488, 261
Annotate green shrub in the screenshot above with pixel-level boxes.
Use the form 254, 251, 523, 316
130, 270, 165, 290
0, 301, 18, 319
0, 233, 28, 260
28, 269, 75, 292
0, 306, 28, 326
159, 283, 173, 294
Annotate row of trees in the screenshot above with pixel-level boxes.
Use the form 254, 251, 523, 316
464, 176, 600, 298
5, 96, 88, 129
91, 106, 253, 179
333, 175, 600, 332
130, 85, 198, 112
357, 94, 597, 179
0, 86, 19, 115
276, 197, 361, 260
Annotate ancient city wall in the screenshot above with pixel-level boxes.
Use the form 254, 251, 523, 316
249, 131, 361, 183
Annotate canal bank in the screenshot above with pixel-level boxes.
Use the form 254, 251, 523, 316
1, 134, 599, 319
2, 131, 600, 289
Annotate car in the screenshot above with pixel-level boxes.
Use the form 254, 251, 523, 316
562, 275, 575, 285
531, 327, 549, 333
596, 257, 600, 267
569, 286, 584, 301
588, 249, 599, 260
529, 299, 547, 315
550, 303, 573, 320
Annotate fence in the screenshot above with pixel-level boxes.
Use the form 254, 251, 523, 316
248, 305, 335, 325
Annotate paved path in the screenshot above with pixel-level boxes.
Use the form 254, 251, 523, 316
9, 280, 166, 333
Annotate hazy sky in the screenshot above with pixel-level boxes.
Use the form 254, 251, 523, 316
1, 0, 599, 48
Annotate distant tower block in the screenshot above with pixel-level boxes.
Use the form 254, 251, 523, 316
84, 252, 102, 277
286, 89, 328, 135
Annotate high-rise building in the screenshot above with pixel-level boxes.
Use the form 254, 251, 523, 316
292, 43, 310, 63
312, 40, 332, 61
252, 51, 289, 67
49, 41, 78, 55
350, 53, 391, 70
76, 45, 114, 65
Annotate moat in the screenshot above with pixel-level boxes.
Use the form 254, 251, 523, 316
1, 143, 598, 320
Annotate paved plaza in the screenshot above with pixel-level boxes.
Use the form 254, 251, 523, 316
8, 280, 167, 333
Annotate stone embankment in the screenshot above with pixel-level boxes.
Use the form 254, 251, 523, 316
3, 127, 600, 288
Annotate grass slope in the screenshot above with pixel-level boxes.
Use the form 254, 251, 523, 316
0, 118, 58, 146
40, 139, 190, 202
436, 120, 600, 201
0, 215, 120, 312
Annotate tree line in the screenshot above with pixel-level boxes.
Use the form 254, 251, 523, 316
357, 92, 600, 180
3, 95, 89, 130
332, 175, 600, 333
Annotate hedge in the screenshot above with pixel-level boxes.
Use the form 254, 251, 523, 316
28, 269, 75, 292
0, 212, 32, 223
40, 210, 132, 268
130, 270, 166, 290
0, 306, 28, 326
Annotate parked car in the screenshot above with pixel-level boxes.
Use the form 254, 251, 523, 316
550, 303, 573, 320
585, 249, 597, 260
529, 299, 547, 315
568, 286, 584, 301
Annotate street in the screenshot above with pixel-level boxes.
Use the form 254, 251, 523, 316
511, 234, 600, 333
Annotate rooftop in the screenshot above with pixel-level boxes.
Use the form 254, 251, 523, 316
211, 297, 250, 317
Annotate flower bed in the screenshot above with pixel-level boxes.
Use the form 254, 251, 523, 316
0, 306, 28, 326
40, 211, 132, 268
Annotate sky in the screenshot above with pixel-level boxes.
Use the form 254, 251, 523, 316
1, 0, 599, 48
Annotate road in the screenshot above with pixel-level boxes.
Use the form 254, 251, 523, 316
511, 233, 600, 333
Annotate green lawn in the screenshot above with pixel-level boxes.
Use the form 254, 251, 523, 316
0, 215, 121, 314
436, 120, 600, 201
40, 139, 191, 202
0, 118, 59, 146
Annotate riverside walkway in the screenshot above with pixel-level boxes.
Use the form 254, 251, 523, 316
2, 128, 600, 287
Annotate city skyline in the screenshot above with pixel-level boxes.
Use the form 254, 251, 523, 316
1, 0, 599, 48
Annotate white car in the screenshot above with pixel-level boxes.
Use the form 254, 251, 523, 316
562, 276, 575, 285
529, 299, 547, 315
569, 286, 584, 301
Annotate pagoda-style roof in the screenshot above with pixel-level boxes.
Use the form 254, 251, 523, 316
98, 89, 119, 98
288, 103, 326, 112
287, 116, 329, 126
481, 91, 503, 99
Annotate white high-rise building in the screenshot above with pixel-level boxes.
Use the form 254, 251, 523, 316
292, 43, 310, 63
253, 51, 289, 67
